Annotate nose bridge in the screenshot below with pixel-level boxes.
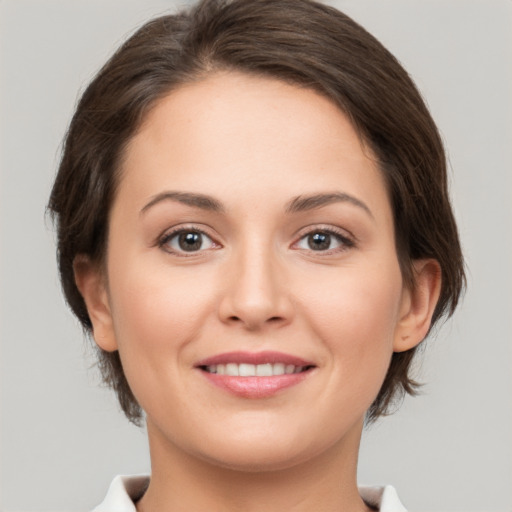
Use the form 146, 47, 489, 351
219, 232, 292, 329
239, 240, 277, 303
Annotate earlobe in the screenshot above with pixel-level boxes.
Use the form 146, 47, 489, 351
73, 255, 118, 352
393, 259, 442, 353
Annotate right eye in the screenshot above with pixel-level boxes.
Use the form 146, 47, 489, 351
159, 229, 218, 255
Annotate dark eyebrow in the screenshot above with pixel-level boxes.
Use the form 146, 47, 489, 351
140, 190, 372, 218
285, 192, 373, 218
140, 191, 225, 216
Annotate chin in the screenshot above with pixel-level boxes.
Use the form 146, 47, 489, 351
195, 441, 317, 473
187, 419, 346, 473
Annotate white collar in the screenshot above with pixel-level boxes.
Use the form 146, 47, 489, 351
92, 475, 407, 512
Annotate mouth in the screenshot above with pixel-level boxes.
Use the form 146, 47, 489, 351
200, 363, 312, 376
195, 351, 316, 398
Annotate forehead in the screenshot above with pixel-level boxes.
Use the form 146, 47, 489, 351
133, 71, 370, 160
117, 71, 389, 217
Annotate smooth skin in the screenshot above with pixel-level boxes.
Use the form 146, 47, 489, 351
75, 72, 441, 512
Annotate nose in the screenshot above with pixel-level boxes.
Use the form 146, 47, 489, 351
218, 243, 294, 331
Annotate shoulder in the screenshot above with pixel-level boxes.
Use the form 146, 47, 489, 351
91, 475, 149, 512
359, 485, 408, 512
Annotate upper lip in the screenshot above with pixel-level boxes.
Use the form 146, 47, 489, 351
195, 351, 315, 367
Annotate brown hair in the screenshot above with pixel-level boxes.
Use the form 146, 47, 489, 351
48, 0, 465, 425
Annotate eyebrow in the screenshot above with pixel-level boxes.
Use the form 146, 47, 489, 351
140, 191, 225, 216
285, 192, 373, 218
140, 190, 372, 218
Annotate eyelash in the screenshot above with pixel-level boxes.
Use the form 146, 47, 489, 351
293, 226, 355, 254
157, 225, 356, 257
157, 226, 218, 257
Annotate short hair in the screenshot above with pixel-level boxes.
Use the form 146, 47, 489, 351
48, 0, 465, 425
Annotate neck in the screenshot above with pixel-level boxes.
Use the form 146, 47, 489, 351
137, 419, 371, 512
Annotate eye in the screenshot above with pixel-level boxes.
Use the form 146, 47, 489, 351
294, 229, 354, 253
159, 228, 218, 255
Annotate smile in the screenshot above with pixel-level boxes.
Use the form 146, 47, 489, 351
203, 363, 308, 376
195, 351, 316, 398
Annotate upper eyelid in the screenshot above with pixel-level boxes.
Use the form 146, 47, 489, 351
159, 224, 218, 241
293, 224, 356, 242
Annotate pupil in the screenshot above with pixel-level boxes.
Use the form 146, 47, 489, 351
308, 232, 330, 250
179, 232, 202, 251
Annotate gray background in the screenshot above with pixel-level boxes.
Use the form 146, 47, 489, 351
1, 1, 511, 511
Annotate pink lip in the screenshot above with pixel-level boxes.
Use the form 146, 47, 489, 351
195, 351, 313, 367
195, 351, 315, 399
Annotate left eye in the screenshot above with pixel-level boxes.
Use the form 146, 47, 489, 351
160, 230, 216, 254
295, 231, 350, 252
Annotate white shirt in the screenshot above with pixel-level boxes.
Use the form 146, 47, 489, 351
92, 475, 408, 512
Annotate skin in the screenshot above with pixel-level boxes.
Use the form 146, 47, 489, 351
76, 72, 441, 512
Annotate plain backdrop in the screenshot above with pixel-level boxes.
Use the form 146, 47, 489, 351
1, 1, 511, 511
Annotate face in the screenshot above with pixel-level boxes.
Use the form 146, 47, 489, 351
82, 72, 421, 471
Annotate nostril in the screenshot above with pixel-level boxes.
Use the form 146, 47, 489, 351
226, 314, 284, 327
218, 291, 294, 328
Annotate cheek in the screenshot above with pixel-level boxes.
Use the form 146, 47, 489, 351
105, 259, 222, 417
106, 256, 218, 358
301, 262, 403, 377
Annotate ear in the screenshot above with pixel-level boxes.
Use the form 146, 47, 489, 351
73, 255, 118, 352
393, 259, 442, 353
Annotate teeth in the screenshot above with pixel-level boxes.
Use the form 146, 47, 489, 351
205, 363, 306, 376
239, 363, 256, 377
256, 363, 272, 376
226, 363, 239, 376
273, 363, 285, 375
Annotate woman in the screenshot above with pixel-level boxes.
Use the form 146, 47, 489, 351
48, 0, 465, 510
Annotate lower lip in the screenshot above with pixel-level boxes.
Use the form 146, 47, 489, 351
200, 370, 311, 398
